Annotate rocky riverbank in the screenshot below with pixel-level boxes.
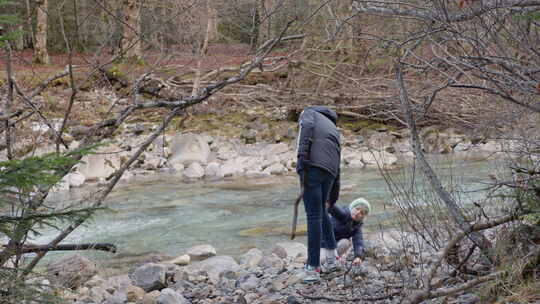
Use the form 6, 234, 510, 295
46, 231, 484, 304
44, 121, 502, 192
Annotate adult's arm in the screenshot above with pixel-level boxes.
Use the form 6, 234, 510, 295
327, 167, 340, 205
296, 109, 315, 173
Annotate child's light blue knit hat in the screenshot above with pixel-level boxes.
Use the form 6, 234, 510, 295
349, 197, 371, 214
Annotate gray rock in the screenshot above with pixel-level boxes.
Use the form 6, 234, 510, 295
240, 130, 257, 144
156, 288, 189, 304
271, 242, 306, 260
238, 274, 259, 291
185, 256, 240, 284
131, 263, 168, 292
258, 254, 285, 270
239, 248, 263, 268
106, 274, 131, 292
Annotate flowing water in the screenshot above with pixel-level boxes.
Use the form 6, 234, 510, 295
30, 154, 500, 273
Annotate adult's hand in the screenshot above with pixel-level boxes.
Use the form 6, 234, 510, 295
296, 156, 305, 173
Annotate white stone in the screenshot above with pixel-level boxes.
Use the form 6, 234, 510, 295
360, 150, 398, 167
186, 244, 217, 261
78, 148, 120, 181
183, 162, 205, 179
171, 162, 185, 172
263, 163, 287, 175
205, 162, 224, 179
68, 171, 86, 187
260, 154, 279, 169
221, 160, 245, 177
166, 254, 190, 266
169, 133, 211, 165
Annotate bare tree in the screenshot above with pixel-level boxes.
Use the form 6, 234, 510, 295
33, 0, 49, 64
121, 0, 142, 59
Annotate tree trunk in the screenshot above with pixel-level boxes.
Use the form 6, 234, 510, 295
122, 0, 141, 60
13, 25, 24, 50
250, 5, 260, 52
395, 63, 495, 264
34, 0, 50, 64
191, 0, 212, 96
258, 0, 270, 43
25, 0, 34, 48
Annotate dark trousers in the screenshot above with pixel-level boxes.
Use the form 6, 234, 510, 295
303, 166, 337, 267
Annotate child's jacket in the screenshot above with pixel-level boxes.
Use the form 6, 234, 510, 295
328, 205, 365, 258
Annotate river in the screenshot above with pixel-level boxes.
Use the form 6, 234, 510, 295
30, 154, 500, 274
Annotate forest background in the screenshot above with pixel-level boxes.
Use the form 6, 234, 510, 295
0, 0, 539, 303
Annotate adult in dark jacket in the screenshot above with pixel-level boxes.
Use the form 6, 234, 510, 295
323, 197, 371, 265
296, 106, 341, 282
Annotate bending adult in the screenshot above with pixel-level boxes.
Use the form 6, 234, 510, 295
296, 106, 341, 283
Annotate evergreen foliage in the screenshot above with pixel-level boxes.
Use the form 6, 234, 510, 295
0, 0, 20, 47
0, 149, 99, 304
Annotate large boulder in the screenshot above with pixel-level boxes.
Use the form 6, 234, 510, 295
78, 146, 121, 181
169, 133, 210, 166
46, 254, 98, 289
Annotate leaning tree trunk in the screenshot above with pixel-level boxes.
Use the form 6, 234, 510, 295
122, 0, 142, 60
34, 0, 50, 64
395, 62, 495, 263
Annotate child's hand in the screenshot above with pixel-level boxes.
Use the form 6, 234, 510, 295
352, 257, 362, 265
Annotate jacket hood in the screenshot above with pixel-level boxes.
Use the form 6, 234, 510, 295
309, 106, 338, 125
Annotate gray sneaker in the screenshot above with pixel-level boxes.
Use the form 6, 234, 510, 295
297, 265, 320, 283
321, 258, 342, 274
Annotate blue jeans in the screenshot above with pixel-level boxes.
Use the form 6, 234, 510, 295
302, 166, 337, 267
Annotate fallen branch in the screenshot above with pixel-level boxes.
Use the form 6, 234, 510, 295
3, 243, 117, 253
405, 271, 503, 304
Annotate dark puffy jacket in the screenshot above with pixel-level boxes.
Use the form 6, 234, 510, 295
296, 106, 341, 203
328, 205, 365, 258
